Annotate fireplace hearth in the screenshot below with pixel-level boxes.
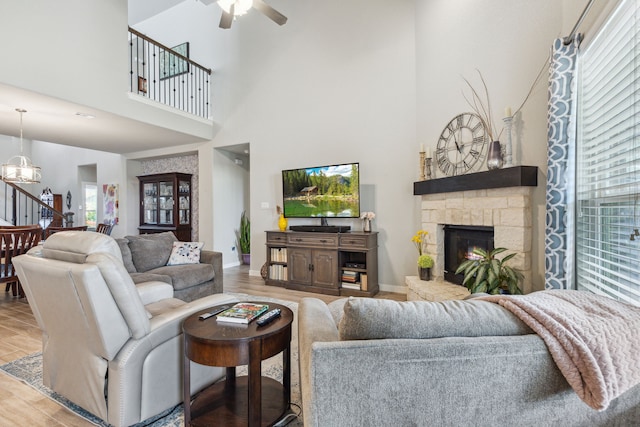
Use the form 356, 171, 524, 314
415, 167, 537, 293
444, 225, 494, 285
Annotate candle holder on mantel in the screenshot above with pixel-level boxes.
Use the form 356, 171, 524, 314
425, 157, 432, 180
502, 116, 514, 168
419, 151, 426, 181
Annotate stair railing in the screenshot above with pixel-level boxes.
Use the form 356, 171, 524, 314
1, 180, 66, 230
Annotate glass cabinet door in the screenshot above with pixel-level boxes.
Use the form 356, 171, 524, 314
143, 182, 158, 224
178, 179, 190, 225
158, 180, 174, 225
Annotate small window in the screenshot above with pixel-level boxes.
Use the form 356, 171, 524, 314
83, 183, 98, 230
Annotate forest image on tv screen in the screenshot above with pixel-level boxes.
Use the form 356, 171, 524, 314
282, 163, 360, 218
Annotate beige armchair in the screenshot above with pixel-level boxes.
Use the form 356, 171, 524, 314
13, 231, 237, 427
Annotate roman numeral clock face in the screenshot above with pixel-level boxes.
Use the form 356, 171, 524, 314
436, 113, 488, 176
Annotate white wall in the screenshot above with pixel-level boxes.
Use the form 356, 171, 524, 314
213, 148, 250, 266
194, 0, 418, 290
31, 141, 131, 238
0, 0, 213, 141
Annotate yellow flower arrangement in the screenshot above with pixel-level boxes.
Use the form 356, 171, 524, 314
412, 230, 428, 255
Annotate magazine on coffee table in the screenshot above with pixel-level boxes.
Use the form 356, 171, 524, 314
216, 303, 269, 324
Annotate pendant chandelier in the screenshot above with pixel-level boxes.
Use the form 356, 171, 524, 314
2, 108, 41, 184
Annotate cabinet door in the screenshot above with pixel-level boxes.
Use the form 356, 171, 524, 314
312, 249, 338, 289
178, 179, 190, 225
158, 180, 174, 225
142, 182, 158, 224
289, 248, 312, 286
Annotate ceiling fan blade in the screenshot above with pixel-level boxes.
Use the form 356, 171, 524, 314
253, 0, 288, 25
219, 4, 234, 29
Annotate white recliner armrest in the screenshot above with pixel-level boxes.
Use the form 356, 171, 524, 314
136, 281, 174, 305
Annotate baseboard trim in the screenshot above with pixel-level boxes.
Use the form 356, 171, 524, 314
224, 261, 241, 269
379, 283, 407, 294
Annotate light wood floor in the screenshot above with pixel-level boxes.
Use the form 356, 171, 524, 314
0, 265, 404, 426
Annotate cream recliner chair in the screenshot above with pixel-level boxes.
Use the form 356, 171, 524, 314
13, 231, 238, 427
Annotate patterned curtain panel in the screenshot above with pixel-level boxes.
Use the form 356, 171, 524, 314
545, 37, 581, 290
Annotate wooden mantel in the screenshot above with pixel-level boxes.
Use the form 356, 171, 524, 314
413, 166, 538, 195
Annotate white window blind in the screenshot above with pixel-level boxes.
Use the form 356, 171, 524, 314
576, 0, 640, 305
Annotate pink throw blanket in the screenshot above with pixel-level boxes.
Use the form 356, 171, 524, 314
481, 290, 640, 410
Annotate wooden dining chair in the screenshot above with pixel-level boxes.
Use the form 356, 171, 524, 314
0, 225, 42, 297
96, 223, 114, 235
44, 225, 88, 239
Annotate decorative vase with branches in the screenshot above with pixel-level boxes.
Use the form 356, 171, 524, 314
462, 65, 547, 169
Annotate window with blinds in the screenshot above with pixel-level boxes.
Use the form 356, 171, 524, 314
575, 0, 640, 305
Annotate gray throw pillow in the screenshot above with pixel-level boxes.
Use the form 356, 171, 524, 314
125, 232, 177, 272
115, 238, 137, 273
338, 297, 532, 341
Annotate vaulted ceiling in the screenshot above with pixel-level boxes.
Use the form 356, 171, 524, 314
0, 0, 208, 155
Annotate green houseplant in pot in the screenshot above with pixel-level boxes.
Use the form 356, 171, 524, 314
412, 229, 433, 280
236, 211, 250, 265
455, 247, 523, 295
417, 254, 434, 281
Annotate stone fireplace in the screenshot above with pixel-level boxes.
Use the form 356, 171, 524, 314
410, 166, 538, 298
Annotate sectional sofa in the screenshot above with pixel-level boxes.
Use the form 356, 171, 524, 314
115, 231, 223, 301
298, 296, 640, 426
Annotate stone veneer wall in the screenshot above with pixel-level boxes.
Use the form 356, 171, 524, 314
420, 186, 533, 293
141, 154, 199, 240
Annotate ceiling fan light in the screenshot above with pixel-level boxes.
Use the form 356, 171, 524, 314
218, 0, 253, 16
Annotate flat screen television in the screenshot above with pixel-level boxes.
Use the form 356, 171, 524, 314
282, 162, 360, 218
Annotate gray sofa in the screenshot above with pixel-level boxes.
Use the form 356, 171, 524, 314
116, 232, 223, 302
298, 297, 640, 427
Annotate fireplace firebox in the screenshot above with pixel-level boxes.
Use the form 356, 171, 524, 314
444, 225, 494, 285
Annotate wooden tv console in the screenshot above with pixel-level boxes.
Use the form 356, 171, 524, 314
265, 231, 379, 297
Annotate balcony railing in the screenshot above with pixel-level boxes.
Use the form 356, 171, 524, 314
128, 27, 212, 119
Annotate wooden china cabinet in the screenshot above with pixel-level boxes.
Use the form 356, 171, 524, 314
138, 172, 192, 241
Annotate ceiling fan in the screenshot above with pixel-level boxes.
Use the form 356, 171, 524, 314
217, 0, 287, 29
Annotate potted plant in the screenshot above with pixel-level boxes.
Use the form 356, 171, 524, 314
455, 247, 523, 295
236, 211, 250, 265
417, 254, 434, 281
412, 230, 433, 280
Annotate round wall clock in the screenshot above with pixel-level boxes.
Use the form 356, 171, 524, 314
436, 113, 488, 177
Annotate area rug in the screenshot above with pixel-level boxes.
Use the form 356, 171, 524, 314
0, 294, 302, 427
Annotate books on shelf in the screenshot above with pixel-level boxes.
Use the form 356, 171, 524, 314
216, 303, 269, 324
270, 247, 288, 262
269, 264, 288, 281
341, 270, 359, 283
341, 269, 369, 292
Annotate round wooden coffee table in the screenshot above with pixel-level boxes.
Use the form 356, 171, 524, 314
182, 302, 294, 427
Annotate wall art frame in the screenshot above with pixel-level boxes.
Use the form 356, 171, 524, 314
160, 42, 189, 80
